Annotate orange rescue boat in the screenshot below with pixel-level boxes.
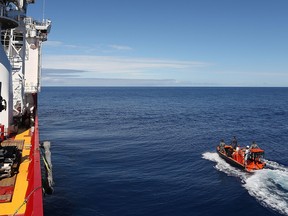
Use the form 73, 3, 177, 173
216, 144, 266, 172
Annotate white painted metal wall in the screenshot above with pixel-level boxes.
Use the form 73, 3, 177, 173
24, 38, 42, 93
0, 47, 13, 130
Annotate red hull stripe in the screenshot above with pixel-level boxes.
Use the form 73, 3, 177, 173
24, 115, 43, 216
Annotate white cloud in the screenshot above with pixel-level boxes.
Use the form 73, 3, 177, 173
41, 54, 288, 86
44, 41, 63, 47
41, 76, 192, 87
44, 41, 134, 53
44, 41, 85, 49
108, 44, 133, 51
42, 55, 209, 78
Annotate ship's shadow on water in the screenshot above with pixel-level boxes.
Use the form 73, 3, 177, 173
39, 87, 288, 216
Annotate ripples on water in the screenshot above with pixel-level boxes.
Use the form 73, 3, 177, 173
39, 87, 288, 216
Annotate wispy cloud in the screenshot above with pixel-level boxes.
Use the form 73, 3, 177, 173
44, 41, 63, 47
41, 75, 194, 87
44, 41, 134, 53
42, 55, 209, 77
41, 54, 288, 86
43, 68, 87, 78
44, 41, 87, 49
41, 54, 211, 86
108, 44, 133, 51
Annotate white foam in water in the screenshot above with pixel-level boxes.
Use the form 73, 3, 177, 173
202, 152, 248, 179
202, 152, 288, 215
265, 159, 288, 172
244, 169, 288, 215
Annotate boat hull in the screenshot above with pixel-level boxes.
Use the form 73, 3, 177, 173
217, 146, 246, 170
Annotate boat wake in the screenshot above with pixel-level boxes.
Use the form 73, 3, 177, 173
202, 152, 288, 216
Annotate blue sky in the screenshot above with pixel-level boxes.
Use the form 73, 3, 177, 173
28, 0, 288, 86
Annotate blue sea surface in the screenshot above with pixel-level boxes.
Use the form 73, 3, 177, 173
39, 87, 288, 216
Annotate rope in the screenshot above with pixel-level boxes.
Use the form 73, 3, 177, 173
40, 147, 50, 170
13, 186, 43, 216
13, 148, 53, 216
41, 153, 51, 173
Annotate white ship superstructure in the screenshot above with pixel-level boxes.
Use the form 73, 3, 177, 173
24, 18, 51, 93
0, 1, 19, 132
1, 0, 51, 132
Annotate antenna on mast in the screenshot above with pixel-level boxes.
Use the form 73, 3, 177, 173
42, 0, 45, 21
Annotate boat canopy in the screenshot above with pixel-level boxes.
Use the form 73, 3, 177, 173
250, 148, 264, 153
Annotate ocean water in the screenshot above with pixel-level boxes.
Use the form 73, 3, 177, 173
38, 87, 288, 216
